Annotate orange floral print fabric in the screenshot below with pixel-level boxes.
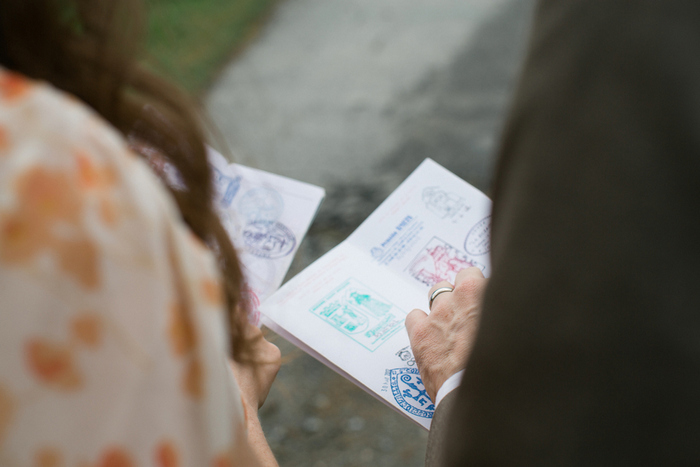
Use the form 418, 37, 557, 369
201, 278, 224, 307
0, 68, 246, 466
95, 447, 134, 467
155, 440, 180, 467
0, 70, 31, 101
71, 313, 104, 349
34, 447, 63, 467
0, 126, 8, 154
0, 384, 14, 446
0, 164, 100, 289
25, 339, 84, 392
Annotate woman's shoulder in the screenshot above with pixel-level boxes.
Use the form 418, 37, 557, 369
0, 68, 245, 464
0, 65, 232, 331
0, 67, 181, 284
0, 67, 135, 165
0, 66, 186, 240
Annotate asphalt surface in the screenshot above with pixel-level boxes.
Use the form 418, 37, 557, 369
207, 0, 535, 465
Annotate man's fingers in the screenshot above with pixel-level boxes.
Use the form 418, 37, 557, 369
455, 266, 485, 284
405, 308, 428, 340
428, 280, 454, 298
428, 280, 456, 312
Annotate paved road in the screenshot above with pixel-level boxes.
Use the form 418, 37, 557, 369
207, 0, 535, 465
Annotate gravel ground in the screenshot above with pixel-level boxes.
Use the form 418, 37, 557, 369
208, 0, 535, 465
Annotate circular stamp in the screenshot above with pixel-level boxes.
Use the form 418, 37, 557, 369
464, 215, 491, 256
389, 368, 434, 419
242, 221, 296, 259
238, 187, 284, 223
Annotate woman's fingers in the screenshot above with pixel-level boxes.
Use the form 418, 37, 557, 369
232, 324, 282, 409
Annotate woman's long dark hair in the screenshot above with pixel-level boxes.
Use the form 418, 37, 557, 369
0, 0, 253, 361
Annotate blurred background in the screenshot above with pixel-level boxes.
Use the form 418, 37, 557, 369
146, 0, 535, 465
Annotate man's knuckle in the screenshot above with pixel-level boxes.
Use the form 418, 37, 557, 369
410, 322, 430, 342
431, 300, 454, 316
455, 276, 482, 296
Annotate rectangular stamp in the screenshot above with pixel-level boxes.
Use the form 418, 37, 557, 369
309, 278, 405, 352
370, 216, 424, 266
211, 165, 241, 208
406, 236, 485, 288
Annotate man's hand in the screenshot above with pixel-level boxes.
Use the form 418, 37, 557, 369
406, 267, 487, 403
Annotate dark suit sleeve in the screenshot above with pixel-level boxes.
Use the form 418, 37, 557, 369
425, 390, 459, 467
437, 0, 700, 465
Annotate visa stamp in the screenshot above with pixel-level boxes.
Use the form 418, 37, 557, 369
395, 346, 416, 366
371, 216, 424, 266
407, 236, 486, 288
422, 187, 471, 223
389, 368, 435, 418
309, 278, 405, 352
243, 284, 262, 326
211, 165, 241, 208
242, 221, 296, 259
238, 187, 284, 223
464, 216, 491, 256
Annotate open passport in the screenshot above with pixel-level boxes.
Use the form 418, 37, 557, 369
207, 148, 325, 325
258, 159, 493, 429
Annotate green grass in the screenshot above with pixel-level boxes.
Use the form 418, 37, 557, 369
145, 0, 279, 96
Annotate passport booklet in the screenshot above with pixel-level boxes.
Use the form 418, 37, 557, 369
260, 159, 492, 429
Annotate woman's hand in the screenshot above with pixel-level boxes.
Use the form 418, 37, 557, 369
230, 324, 281, 409
229, 325, 281, 467
406, 267, 487, 403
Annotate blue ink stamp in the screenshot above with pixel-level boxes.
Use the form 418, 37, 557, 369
211, 165, 241, 208
238, 187, 284, 223
389, 368, 435, 418
309, 279, 404, 352
242, 221, 296, 259
371, 217, 424, 266
464, 216, 491, 256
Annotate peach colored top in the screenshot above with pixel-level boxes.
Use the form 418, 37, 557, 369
0, 68, 245, 467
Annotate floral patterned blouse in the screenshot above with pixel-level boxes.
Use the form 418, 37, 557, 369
0, 68, 246, 467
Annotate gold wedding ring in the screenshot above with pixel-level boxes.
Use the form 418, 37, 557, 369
429, 286, 454, 310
